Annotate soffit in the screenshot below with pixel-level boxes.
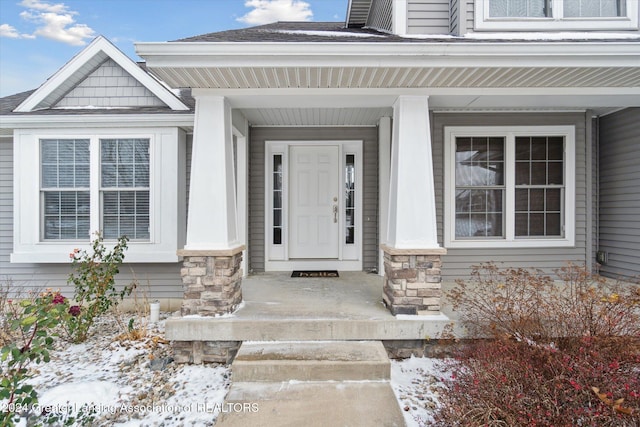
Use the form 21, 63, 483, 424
150, 65, 640, 90
242, 107, 392, 126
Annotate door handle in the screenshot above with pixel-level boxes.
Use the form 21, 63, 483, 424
333, 205, 338, 223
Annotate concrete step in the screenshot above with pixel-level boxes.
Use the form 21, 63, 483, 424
232, 341, 390, 382
216, 381, 405, 427
166, 314, 450, 342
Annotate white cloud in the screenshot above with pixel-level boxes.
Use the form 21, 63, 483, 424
238, 0, 313, 25
0, 0, 94, 45
20, 0, 68, 14
0, 22, 36, 39
0, 24, 21, 38
32, 11, 95, 45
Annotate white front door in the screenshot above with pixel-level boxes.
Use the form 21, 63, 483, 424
289, 145, 340, 259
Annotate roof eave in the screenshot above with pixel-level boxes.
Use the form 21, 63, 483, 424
15, 36, 190, 113
135, 40, 640, 69
0, 113, 195, 129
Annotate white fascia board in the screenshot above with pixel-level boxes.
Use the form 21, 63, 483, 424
0, 113, 194, 129
15, 36, 189, 113
136, 41, 640, 68
194, 88, 640, 110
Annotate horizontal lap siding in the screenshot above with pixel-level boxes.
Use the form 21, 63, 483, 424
407, 0, 451, 34
598, 108, 640, 280
249, 127, 378, 272
432, 113, 589, 280
0, 136, 183, 298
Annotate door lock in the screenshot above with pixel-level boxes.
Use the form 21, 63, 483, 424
333, 205, 338, 223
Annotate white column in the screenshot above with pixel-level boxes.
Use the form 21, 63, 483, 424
378, 116, 392, 275
184, 95, 239, 250
387, 95, 440, 249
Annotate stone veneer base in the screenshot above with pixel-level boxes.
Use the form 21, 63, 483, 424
381, 244, 447, 316
174, 246, 244, 363
173, 340, 241, 364
178, 246, 245, 317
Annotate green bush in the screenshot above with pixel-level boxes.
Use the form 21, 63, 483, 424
63, 234, 132, 343
0, 290, 65, 426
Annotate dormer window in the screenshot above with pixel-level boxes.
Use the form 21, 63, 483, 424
477, 0, 637, 31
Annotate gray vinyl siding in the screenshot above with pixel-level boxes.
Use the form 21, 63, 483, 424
0, 137, 13, 281
407, 0, 451, 34
590, 117, 598, 271
54, 59, 165, 108
432, 112, 589, 280
597, 108, 640, 280
367, 0, 393, 33
0, 136, 184, 298
249, 127, 378, 272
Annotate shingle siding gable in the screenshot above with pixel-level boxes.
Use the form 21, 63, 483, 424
54, 58, 166, 108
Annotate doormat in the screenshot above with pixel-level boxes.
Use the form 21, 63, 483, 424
291, 270, 339, 278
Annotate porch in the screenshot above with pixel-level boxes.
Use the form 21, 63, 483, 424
166, 272, 452, 363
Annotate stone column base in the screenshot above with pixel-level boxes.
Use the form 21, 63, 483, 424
173, 340, 241, 364
381, 244, 447, 316
178, 246, 245, 317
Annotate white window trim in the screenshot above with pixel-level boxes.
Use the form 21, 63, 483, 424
11, 127, 183, 263
264, 140, 363, 271
475, 0, 639, 31
444, 125, 576, 249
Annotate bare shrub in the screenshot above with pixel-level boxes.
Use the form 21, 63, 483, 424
447, 262, 640, 343
435, 263, 640, 426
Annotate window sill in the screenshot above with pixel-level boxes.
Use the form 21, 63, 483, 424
10, 249, 179, 264
444, 238, 575, 249
474, 18, 638, 32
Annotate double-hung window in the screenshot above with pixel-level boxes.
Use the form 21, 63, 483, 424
101, 139, 150, 240
477, 0, 638, 31
13, 128, 183, 263
41, 137, 151, 242
41, 139, 91, 240
444, 126, 575, 248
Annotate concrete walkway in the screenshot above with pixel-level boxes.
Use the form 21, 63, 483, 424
216, 340, 405, 427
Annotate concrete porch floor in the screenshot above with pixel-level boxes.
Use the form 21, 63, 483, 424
165, 272, 452, 342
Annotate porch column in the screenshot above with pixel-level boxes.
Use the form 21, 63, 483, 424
382, 95, 446, 315
178, 95, 244, 317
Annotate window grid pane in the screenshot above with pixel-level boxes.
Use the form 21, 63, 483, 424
273, 155, 283, 245
455, 137, 505, 238
514, 136, 565, 238
345, 154, 355, 245
490, 0, 549, 17
564, 0, 624, 17
101, 139, 150, 240
41, 139, 90, 240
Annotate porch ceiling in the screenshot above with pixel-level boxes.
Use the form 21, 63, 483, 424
241, 107, 392, 126
149, 65, 640, 90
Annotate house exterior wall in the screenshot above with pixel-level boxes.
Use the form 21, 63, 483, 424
432, 112, 590, 279
55, 59, 165, 108
367, 0, 393, 33
249, 126, 379, 273
449, 0, 474, 35
449, 0, 460, 34
0, 134, 184, 298
597, 108, 640, 280
407, 0, 451, 34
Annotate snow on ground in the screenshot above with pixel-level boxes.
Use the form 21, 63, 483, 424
15, 315, 447, 426
390, 356, 447, 427
19, 315, 232, 426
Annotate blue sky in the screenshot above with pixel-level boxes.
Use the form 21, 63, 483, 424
0, 0, 348, 97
